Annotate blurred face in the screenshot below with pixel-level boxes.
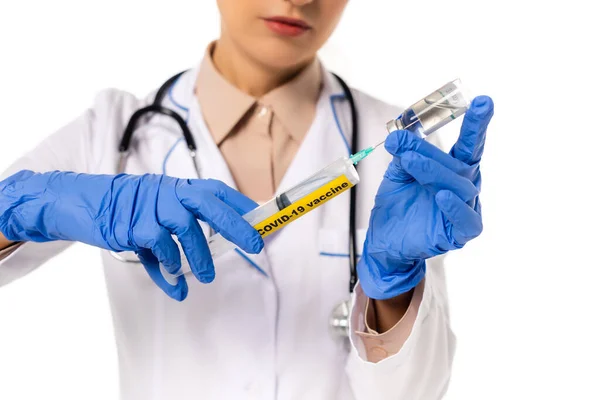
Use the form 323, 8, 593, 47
216, 0, 349, 70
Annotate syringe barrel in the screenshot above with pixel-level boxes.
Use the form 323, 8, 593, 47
386, 78, 472, 137
166, 156, 360, 279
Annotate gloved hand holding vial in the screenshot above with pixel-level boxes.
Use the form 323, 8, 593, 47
360, 92, 494, 299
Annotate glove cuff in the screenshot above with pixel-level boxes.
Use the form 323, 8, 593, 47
358, 258, 426, 300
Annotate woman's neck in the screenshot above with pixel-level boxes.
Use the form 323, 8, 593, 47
212, 36, 312, 98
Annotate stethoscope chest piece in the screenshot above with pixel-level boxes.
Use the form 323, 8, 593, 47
329, 300, 351, 339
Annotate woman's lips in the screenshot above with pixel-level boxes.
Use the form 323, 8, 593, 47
263, 16, 311, 37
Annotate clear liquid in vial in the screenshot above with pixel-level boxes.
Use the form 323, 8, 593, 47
398, 81, 469, 137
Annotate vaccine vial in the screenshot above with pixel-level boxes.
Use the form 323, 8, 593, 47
386, 79, 471, 137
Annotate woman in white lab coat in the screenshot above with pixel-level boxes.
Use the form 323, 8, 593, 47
0, 0, 494, 399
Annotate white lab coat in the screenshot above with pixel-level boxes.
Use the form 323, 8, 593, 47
0, 64, 455, 400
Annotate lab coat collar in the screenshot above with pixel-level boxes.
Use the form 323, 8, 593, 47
158, 62, 240, 188
162, 66, 198, 116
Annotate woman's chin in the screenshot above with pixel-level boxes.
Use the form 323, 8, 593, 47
248, 42, 316, 71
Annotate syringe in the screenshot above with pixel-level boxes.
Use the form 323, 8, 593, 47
160, 142, 384, 282
161, 154, 363, 282
159, 78, 472, 282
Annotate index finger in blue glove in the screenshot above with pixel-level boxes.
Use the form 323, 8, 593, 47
401, 151, 480, 202
176, 181, 264, 254
385, 129, 472, 178
383, 156, 414, 184
435, 190, 483, 246
450, 96, 494, 166
186, 194, 263, 254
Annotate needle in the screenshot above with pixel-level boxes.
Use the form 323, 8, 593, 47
349, 139, 386, 165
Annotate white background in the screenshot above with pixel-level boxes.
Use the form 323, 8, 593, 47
0, 0, 598, 399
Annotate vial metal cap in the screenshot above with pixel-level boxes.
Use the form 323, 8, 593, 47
386, 119, 403, 134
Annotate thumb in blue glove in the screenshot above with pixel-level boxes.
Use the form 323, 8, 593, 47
358, 96, 494, 300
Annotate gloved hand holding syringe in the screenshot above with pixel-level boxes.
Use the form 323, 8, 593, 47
161, 78, 472, 282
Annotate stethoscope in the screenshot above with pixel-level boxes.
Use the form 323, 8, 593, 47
111, 71, 359, 339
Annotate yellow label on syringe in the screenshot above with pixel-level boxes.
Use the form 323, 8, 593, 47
253, 175, 354, 237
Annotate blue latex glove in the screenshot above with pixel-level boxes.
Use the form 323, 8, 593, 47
358, 96, 494, 300
0, 172, 263, 301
